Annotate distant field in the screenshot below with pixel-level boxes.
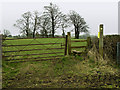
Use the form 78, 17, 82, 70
2, 38, 87, 62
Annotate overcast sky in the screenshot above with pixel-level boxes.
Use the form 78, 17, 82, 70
0, 0, 119, 36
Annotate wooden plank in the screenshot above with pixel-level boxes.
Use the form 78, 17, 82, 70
72, 50, 83, 54
67, 32, 71, 55
71, 46, 87, 48
4, 55, 64, 61
3, 37, 64, 40
64, 35, 68, 55
8, 58, 61, 63
3, 52, 64, 57
71, 40, 87, 42
3, 48, 64, 53
2, 43, 61, 47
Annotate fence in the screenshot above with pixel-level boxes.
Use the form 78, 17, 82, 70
2, 33, 91, 63
2, 37, 65, 63
64, 32, 91, 56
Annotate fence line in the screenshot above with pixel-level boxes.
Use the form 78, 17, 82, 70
2, 34, 91, 62
3, 48, 64, 53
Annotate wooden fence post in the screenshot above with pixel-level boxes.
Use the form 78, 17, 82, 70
67, 32, 71, 55
87, 37, 91, 49
0, 34, 2, 89
117, 42, 120, 66
64, 35, 68, 55
0, 35, 2, 63
99, 24, 103, 57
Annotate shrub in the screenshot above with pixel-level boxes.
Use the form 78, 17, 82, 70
91, 35, 120, 62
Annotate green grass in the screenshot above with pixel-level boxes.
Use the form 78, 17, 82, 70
2, 55, 120, 88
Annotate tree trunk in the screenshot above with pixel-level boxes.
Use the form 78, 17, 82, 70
52, 15, 55, 38
76, 26, 79, 39
75, 27, 77, 39
26, 30, 29, 38
45, 29, 48, 38
62, 29, 65, 38
33, 17, 37, 38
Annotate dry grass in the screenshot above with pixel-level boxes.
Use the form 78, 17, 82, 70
73, 45, 119, 76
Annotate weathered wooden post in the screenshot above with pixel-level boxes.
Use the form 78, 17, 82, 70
67, 32, 71, 55
87, 37, 91, 49
0, 34, 2, 89
117, 42, 120, 66
0, 34, 2, 64
99, 24, 103, 57
64, 35, 68, 55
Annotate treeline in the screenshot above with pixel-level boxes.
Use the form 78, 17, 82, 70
6, 3, 89, 39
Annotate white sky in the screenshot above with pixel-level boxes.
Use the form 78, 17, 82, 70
0, 0, 119, 36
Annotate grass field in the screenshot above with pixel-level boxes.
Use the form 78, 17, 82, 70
2, 38, 120, 88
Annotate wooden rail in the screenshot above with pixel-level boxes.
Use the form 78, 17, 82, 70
3, 52, 63, 57
2, 43, 61, 47
71, 46, 87, 49
3, 48, 64, 53
71, 40, 87, 42
3, 37, 64, 40
4, 55, 64, 61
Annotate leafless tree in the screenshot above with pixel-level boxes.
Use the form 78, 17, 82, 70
38, 15, 51, 37
60, 14, 70, 37
3, 29, 11, 37
32, 11, 40, 38
14, 11, 32, 38
43, 3, 63, 37
68, 10, 89, 39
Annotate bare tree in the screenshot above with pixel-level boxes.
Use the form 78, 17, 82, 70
68, 10, 89, 39
60, 14, 70, 37
32, 11, 40, 38
3, 29, 11, 37
14, 11, 32, 38
43, 3, 63, 37
38, 15, 51, 37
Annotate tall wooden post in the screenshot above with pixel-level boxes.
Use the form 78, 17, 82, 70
0, 34, 2, 89
64, 35, 68, 55
99, 24, 103, 57
117, 42, 120, 65
67, 32, 71, 55
0, 35, 2, 64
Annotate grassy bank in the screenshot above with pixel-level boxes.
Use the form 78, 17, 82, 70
2, 47, 120, 88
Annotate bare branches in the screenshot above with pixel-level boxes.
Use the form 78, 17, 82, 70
13, 3, 89, 39
43, 3, 63, 37
68, 10, 89, 39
